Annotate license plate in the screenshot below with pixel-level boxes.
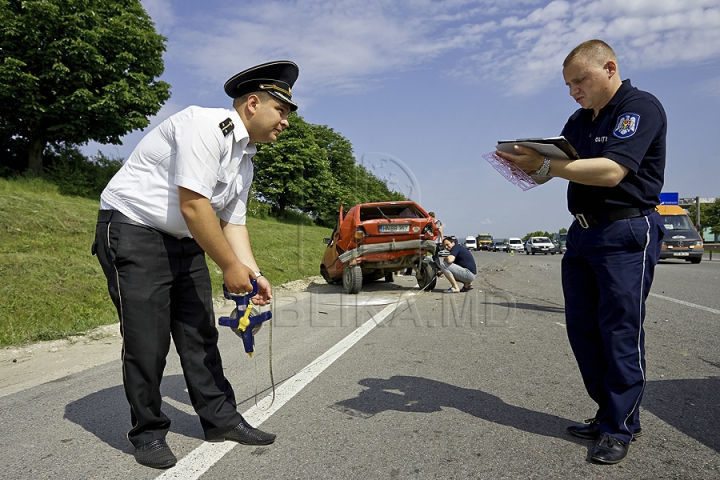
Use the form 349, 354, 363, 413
379, 224, 410, 233
673, 252, 690, 256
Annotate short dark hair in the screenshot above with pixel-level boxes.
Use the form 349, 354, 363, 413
563, 39, 617, 69
443, 236, 455, 244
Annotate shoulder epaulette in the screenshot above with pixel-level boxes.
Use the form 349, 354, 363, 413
219, 118, 234, 136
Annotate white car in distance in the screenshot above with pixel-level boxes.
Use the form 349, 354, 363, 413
507, 237, 524, 253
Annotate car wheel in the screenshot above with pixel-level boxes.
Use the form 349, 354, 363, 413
343, 265, 363, 294
416, 261, 438, 291
385, 272, 394, 282
525, 250, 529, 255
689, 257, 702, 264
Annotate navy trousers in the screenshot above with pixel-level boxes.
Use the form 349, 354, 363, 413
562, 212, 664, 444
94, 220, 243, 446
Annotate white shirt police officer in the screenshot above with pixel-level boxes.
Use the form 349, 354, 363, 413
93, 61, 298, 469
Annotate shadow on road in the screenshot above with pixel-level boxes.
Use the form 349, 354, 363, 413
63, 374, 200, 452
330, 375, 583, 444
643, 375, 720, 453
331, 375, 720, 453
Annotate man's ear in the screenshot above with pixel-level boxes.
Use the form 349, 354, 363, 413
604, 60, 618, 79
245, 93, 261, 115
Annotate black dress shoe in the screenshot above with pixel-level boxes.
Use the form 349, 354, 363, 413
206, 417, 276, 445
591, 434, 629, 464
568, 418, 643, 440
134, 438, 177, 469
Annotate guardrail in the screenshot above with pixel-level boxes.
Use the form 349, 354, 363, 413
705, 243, 720, 261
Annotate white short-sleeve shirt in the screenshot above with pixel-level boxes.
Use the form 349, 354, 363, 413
101, 106, 256, 238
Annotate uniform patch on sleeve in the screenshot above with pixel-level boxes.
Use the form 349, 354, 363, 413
613, 113, 641, 138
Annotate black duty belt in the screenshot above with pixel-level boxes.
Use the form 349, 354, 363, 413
97, 210, 147, 227
574, 207, 651, 229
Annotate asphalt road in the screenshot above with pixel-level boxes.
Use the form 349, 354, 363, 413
1, 251, 719, 479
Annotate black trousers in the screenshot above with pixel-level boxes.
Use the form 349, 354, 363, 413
94, 219, 242, 446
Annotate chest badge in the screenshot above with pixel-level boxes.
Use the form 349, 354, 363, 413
613, 113, 640, 138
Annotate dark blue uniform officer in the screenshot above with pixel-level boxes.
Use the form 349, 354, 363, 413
561, 75, 666, 445
496, 40, 667, 464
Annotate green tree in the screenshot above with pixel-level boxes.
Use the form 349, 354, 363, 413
253, 113, 338, 223
688, 199, 720, 239
0, 0, 170, 175
253, 115, 406, 226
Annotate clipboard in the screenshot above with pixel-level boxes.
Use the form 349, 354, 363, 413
496, 136, 580, 160
482, 136, 579, 190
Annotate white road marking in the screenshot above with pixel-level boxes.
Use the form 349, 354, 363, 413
649, 293, 720, 315
156, 302, 398, 480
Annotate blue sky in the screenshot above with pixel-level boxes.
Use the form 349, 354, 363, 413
87, 0, 720, 240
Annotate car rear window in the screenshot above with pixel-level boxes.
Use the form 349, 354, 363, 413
359, 204, 424, 221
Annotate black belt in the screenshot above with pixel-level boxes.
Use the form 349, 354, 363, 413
574, 207, 651, 229
97, 210, 147, 227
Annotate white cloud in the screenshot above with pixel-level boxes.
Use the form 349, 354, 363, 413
146, 0, 720, 98
140, 0, 175, 35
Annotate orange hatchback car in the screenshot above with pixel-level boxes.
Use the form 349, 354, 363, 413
320, 201, 439, 294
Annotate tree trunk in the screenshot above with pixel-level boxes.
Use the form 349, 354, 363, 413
28, 137, 46, 176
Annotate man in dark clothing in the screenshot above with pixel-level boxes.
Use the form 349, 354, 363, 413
439, 237, 476, 293
496, 39, 666, 465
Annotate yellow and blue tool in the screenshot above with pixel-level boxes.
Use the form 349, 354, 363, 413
218, 279, 272, 357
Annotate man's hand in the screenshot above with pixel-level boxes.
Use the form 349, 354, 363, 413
251, 275, 273, 306
495, 145, 544, 175
223, 262, 255, 295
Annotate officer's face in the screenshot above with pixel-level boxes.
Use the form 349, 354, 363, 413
563, 57, 614, 114
247, 95, 291, 143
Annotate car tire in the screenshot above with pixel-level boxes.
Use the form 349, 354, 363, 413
416, 261, 438, 291
689, 257, 702, 264
525, 250, 529, 255
343, 265, 363, 294
385, 272, 394, 282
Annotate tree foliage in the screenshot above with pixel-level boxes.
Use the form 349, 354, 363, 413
253, 113, 405, 226
0, 0, 170, 174
687, 199, 720, 237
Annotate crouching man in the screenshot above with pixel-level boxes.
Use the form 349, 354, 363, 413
439, 237, 476, 293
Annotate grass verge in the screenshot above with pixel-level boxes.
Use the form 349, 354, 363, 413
0, 177, 331, 348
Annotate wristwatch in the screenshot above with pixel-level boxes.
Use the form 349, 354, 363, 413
254, 271, 263, 278
534, 156, 551, 176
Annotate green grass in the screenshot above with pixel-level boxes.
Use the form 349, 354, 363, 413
0, 177, 331, 348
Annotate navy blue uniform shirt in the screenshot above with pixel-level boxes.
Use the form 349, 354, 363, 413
449, 244, 477, 274
561, 79, 667, 214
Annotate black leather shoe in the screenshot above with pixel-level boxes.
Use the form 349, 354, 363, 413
568, 418, 643, 440
206, 417, 276, 445
591, 434, 629, 464
134, 438, 177, 469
